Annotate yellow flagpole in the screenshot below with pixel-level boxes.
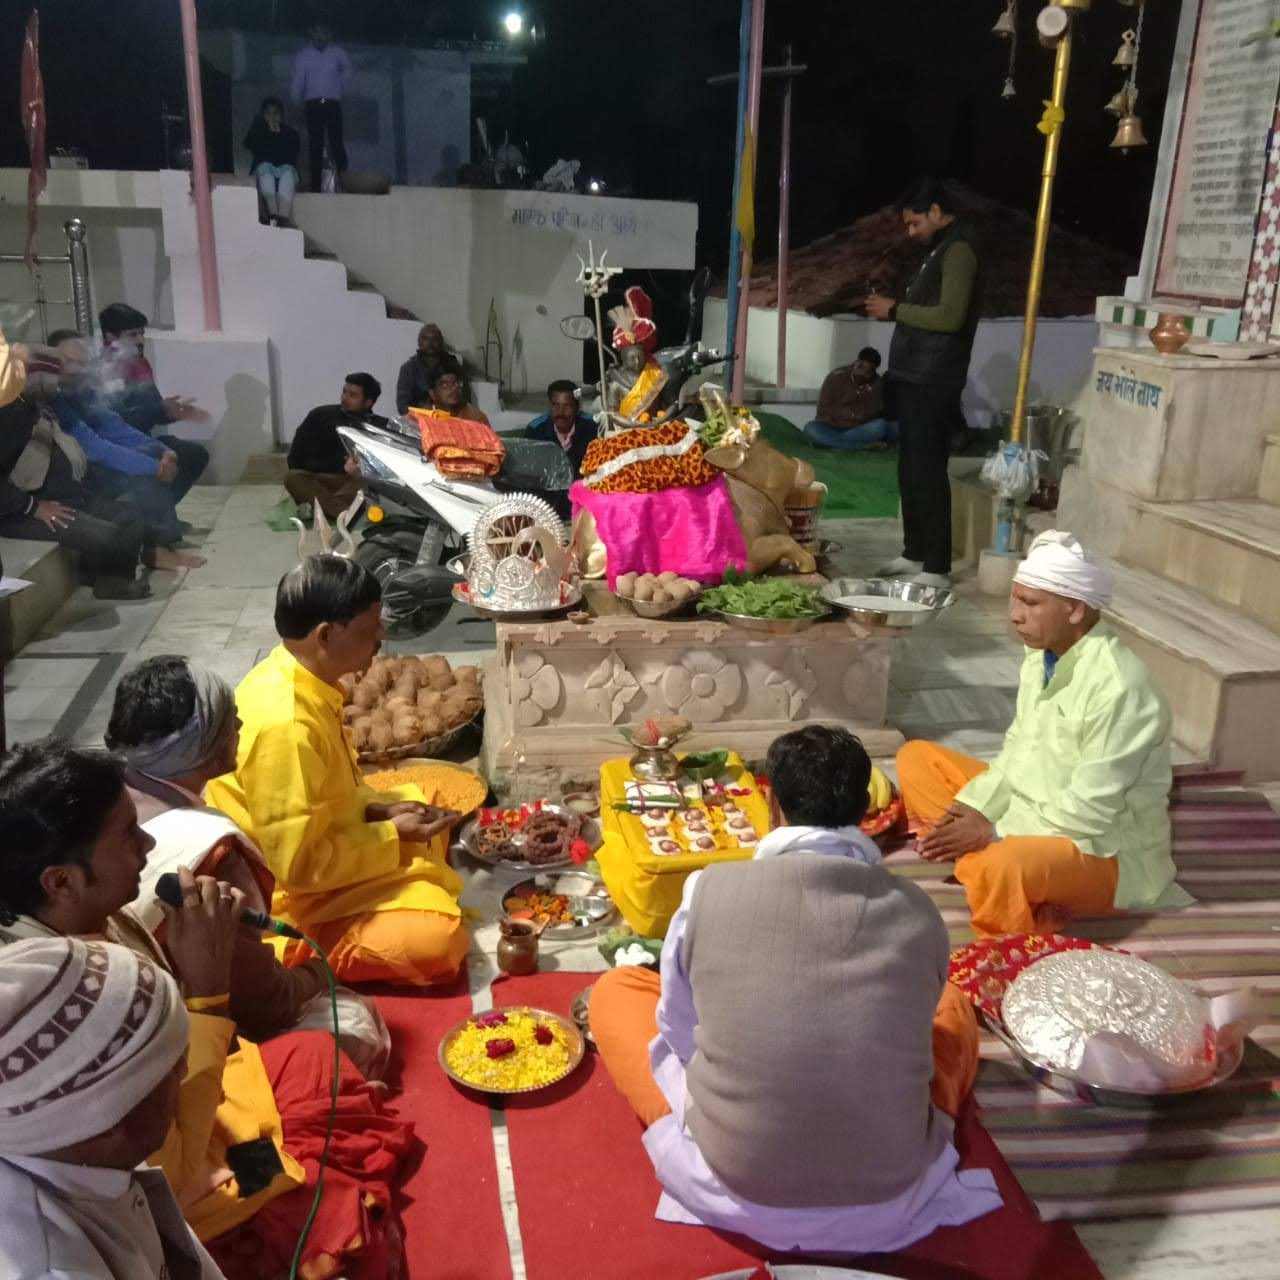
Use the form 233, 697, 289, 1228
1010, 6, 1077, 444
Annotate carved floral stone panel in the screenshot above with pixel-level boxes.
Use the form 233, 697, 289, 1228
766, 649, 817, 719
659, 649, 744, 721
511, 652, 561, 726
584, 653, 642, 723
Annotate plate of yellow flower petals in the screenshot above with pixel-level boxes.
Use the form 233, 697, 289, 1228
438, 1006, 586, 1095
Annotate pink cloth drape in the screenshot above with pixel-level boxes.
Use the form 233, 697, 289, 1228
571, 477, 749, 589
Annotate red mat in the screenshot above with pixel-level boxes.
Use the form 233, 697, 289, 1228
495, 972, 1101, 1280
374, 979, 513, 1280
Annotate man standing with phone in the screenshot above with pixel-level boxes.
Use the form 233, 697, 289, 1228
865, 180, 981, 589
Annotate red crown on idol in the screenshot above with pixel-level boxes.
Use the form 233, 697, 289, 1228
609, 285, 659, 354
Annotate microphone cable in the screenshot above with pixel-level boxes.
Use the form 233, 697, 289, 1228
288, 934, 340, 1280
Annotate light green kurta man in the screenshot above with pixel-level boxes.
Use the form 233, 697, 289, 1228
899, 529, 1193, 939
958, 623, 1193, 911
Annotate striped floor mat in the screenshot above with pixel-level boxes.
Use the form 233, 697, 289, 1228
884, 768, 1280, 1221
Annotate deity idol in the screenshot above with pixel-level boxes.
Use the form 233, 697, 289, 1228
605, 286, 669, 425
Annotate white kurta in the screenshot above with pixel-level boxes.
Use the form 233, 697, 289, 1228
0, 1154, 224, 1280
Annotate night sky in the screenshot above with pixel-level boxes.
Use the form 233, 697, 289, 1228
3, 0, 1179, 274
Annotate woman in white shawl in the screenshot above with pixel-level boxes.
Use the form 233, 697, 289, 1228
105, 655, 388, 1074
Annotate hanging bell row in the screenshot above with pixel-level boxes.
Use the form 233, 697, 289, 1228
1113, 29, 1138, 67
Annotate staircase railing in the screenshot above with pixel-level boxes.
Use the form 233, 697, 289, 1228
0, 218, 94, 340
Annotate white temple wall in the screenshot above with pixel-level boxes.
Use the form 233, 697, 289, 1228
703, 298, 1097, 426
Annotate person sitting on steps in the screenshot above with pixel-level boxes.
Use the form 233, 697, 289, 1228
285, 372, 385, 521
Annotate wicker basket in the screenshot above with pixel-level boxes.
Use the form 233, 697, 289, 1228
356, 714, 482, 765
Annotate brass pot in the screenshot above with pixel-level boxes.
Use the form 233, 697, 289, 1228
629, 744, 682, 782
1149, 313, 1189, 355
496, 918, 540, 976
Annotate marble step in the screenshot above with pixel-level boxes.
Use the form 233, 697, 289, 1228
1104, 562, 1280, 780
1128, 497, 1280, 632
1260, 434, 1280, 504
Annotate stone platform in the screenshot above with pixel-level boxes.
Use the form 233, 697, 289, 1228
480, 582, 905, 774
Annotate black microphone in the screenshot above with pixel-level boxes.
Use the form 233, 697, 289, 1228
154, 872, 304, 940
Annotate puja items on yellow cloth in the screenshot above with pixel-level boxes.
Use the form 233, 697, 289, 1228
595, 752, 771, 936
580, 420, 717, 495
409, 408, 505, 478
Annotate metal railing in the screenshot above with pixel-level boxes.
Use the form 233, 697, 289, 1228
0, 218, 94, 341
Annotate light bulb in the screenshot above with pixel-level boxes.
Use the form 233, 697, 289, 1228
503, 11, 524, 36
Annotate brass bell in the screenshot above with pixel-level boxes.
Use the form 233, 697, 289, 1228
1105, 85, 1136, 116
992, 4, 1016, 37
1110, 113, 1148, 152
1002, 76, 1017, 99
1113, 29, 1137, 67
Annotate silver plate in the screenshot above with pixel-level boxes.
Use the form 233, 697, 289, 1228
460, 804, 601, 873
706, 606, 830, 634
452, 581, 582, 621
819, 576, 955, 628
501, 872, 617, 939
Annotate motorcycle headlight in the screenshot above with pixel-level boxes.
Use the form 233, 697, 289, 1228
348, 443, 396, 481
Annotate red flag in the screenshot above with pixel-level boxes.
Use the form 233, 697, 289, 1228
20, 10, 47, 266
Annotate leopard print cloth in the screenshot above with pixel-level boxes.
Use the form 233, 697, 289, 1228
580, 421, 717, 494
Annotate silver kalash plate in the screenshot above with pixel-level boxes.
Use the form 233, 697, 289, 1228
996, 949, 1244, 1108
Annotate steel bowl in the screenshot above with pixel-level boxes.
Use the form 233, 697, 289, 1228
705, 606, 830, 634
438, 1006, 586, 1095
621, 589, 703, 619
501, 872, 617, 939
819, 577, 955, 628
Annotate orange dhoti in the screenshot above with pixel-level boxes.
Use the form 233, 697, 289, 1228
590, 965, 980, 1125
896, 740, 1119, 939
284, 909, 469, 987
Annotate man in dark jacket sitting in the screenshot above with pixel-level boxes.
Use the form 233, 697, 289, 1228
0, 354, 149, 600
525, 380, 597, 478
285, 372, 386, 519
395, 324, 464, 416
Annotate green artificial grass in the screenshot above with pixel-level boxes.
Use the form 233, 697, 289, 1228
755, 411, 900, 519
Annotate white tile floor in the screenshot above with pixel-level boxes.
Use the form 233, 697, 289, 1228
1, 486, 1271, 1278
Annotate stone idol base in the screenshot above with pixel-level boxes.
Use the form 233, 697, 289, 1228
480, 586, 905, 774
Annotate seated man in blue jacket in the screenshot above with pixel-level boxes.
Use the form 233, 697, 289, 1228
525, 379, 597, 478
96, 302, 210, 499
47, 332, 205, 571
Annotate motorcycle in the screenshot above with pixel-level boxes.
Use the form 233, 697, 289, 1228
337, 416, 574, 635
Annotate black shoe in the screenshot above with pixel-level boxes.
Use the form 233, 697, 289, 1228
93, 576, 152, 601
176, 519, 194, 534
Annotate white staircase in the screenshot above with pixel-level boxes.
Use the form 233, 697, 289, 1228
1104, 441, 1280, 779
163, 174, 423, 445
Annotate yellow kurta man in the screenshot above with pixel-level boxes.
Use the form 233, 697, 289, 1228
207, 556, 467, 985
897, 531, 1191, 938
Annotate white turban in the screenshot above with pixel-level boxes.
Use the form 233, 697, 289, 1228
1014, 530, 1113, 609
0, 937, 188, 1155
118, 662, 236, 781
